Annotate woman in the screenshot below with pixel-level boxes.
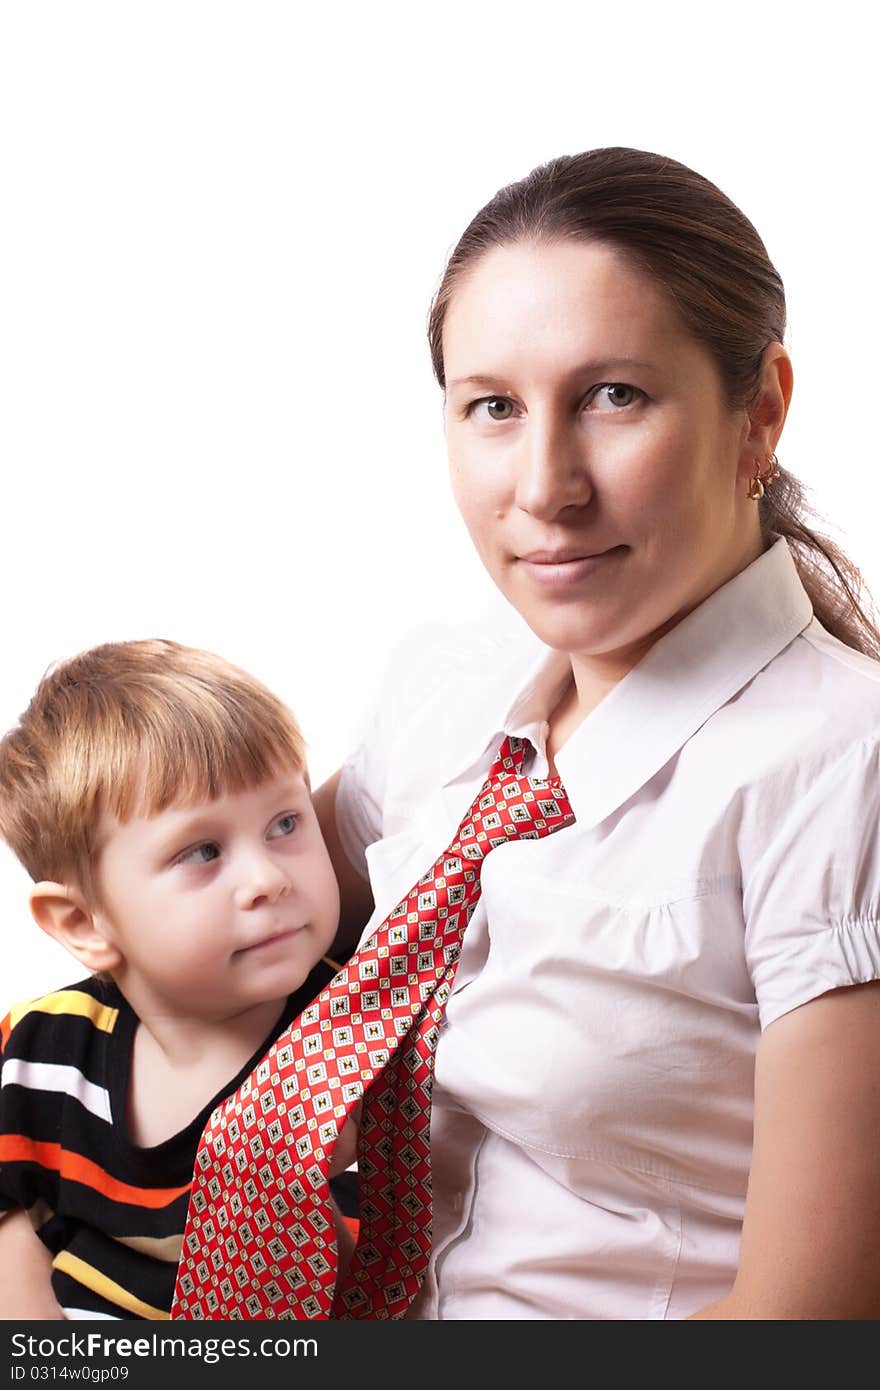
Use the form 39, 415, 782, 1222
315, 148, 880, 1319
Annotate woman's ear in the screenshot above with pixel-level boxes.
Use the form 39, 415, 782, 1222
29, 882, 123, 974
746, 342, 794, 453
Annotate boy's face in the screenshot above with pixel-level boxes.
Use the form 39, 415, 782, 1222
91, 769, 340, 1022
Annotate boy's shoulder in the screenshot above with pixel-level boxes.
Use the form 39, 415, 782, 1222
1, 976, 125, 1056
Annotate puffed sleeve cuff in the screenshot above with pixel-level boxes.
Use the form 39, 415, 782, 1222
752, 915, 880, 1030
744, 736, 880, 1030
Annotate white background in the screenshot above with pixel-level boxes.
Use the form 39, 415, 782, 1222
1, 1, 877, 1003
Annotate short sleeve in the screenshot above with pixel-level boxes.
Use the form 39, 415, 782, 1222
743, 735, 880, 1029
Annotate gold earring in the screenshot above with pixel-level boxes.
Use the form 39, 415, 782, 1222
747, 452, 780, 501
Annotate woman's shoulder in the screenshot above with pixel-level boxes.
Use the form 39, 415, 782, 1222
365, 607, 544, 741
797, 617, 880, 690
728, 618, 880, 884
338, 608, 545, 829
782, 617, 880, 742
701, 619, 880, 838
388, 605, 541, 679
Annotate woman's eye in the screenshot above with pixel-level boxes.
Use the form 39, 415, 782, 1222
466, 387, 640, 420
470, 396, 515, 422
268, 813, 299, 840
177, 842, 221, 867
590, 383, 640, 410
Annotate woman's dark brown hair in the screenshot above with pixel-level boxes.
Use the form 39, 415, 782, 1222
427, 147, 880, 658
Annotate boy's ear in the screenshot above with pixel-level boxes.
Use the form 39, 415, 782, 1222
29, 883, 123, 974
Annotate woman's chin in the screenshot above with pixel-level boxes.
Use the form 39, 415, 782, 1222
522, 615, 633, 660
503, 588, 632, 656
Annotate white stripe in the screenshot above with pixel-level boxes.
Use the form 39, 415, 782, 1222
62, 1307, 121, 1320
1, 1058, 113, 1123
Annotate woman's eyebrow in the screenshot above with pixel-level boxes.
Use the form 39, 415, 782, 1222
446, 358, 655, 390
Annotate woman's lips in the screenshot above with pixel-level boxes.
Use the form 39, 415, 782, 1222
517, 545, 626, 588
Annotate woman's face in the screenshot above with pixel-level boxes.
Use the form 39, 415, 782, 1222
442, 239, 766, 665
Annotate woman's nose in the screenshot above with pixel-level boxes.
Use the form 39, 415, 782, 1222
513, 412, 593, 520
235, 851, 291, 911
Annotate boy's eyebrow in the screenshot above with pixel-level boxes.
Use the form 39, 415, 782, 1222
149, 781, 310, 834
137, 807, 226, 857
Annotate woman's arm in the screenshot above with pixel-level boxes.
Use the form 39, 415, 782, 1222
689, 979, 880, 1319
0, 1209, 64, 1319
313, 770, 375, 963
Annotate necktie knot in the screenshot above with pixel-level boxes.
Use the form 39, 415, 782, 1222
456, 733, 568, 858
486, 731, 529, 780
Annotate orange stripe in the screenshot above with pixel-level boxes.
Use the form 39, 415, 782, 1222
0, 1013, 10, 1052
0, 1136, 191, 1209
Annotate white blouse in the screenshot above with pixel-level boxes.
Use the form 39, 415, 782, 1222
335, 538, 880, 1320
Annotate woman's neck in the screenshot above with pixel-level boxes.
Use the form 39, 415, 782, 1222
547, 531, 768, 769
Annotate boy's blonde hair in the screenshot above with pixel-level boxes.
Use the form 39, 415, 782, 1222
0, 640, 308, 905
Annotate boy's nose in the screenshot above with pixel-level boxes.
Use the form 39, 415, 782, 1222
235, 853, 291, 911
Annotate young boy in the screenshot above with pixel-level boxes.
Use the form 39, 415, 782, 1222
0, 639, 358, 1320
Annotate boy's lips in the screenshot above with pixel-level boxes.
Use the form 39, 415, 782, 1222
236, 926, 304, 955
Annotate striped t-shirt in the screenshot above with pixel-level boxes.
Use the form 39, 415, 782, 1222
0, 964, 357, 1319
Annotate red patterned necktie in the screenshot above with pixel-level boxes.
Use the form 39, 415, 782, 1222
172, 735, 574, 1320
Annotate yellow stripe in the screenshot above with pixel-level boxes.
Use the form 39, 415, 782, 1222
9, 991, 119, 1034
321, 954, 343, 973
53, 1250, 169, 1321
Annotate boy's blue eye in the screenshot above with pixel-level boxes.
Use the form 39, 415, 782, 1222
178, 842, 221, 866
268, 812, 299, 840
